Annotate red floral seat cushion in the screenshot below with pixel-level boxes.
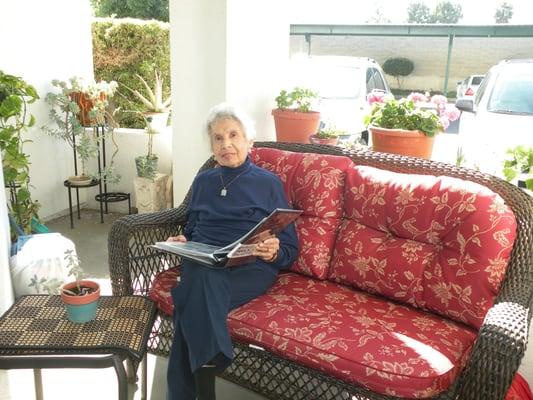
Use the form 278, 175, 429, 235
330, 165, 517, 329
228, 272, 477, 398
148, 266, 180, 316
251, 148, 352, 279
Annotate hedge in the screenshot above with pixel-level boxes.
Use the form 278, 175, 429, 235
92, 18, 170, 128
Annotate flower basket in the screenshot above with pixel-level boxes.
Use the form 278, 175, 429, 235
369, 125, 435, 159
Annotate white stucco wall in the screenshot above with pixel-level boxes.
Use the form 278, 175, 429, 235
170, 0, 290, 205
0, 0, 95, 220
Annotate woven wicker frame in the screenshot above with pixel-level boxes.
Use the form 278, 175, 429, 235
108, 142, 533, 400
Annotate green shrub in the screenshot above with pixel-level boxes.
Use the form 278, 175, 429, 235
92, 18, 170, 128
383, 57, 415, 89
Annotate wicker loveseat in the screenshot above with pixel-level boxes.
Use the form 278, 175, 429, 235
108, 142, 533, 400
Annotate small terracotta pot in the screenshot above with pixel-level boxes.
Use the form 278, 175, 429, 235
61, 280, 101, 323
369, 125, 435, 159
309, 135, 339, 146
272, 109, 320, 143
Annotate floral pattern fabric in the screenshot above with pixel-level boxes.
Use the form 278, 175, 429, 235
228, 272, 478, 398
330, 165, 517, 328
251, 148, 352, 279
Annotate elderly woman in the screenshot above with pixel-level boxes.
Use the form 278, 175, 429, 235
166, 103, 299, 400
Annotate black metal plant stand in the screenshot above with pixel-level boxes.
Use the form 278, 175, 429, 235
93, 125, 131, 215
65, 125, 130, 229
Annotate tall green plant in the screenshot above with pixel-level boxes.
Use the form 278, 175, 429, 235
0, 71, 41, 237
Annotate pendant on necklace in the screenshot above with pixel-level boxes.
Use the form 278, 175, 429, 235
220, 188, 227, 197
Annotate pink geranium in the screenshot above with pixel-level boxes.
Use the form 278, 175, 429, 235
366, 90, 393, 105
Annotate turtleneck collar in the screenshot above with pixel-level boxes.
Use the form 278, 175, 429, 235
219, 156, 251, 176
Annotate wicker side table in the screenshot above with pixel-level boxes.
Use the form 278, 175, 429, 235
0, 295, 156, 400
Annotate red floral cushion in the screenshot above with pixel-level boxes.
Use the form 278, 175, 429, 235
251, 148, 352, 279
148, 267, 180, 316
330, 165, 517, 329
228, 272, 477, 398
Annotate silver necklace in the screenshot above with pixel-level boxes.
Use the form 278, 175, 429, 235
219, 170, 247, 196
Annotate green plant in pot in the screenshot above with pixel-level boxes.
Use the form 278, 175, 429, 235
125, 70, 171, 134
272, 86, 320, 143
42, 77, 120, 185
0, 70, 41, 239
502, 145, 533, 191
309, 123, 344, 146
60, 249, 100, 324
122, 70, 171, 179
364, 91, 460, 159
135, 125, 159, 180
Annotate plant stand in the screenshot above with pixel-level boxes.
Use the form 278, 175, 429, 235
92, 125, 131, 215
133, 173, 170, 214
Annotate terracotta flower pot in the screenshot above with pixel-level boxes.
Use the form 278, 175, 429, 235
61, 280, 101, 323
272, 109, 320, 143
369, 125, 435, 159
70, 92, 106, 127
309, 135, 339, 146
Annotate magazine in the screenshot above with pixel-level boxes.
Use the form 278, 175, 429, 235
150, 208, 302, 267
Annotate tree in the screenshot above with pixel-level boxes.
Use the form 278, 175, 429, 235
494, 2, 514, 23
382, 57, 415, 89
366, 7, 391, 24
407, 2, 432, 23
92, 0, 169, 22
431, 1, 463, 23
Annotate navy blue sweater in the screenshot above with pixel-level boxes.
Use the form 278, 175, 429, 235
184, 157, 299, 270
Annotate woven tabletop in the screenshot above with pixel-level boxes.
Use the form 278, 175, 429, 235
0, 295, 156, 362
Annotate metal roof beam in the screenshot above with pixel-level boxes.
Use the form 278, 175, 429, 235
290, 24, 533, 38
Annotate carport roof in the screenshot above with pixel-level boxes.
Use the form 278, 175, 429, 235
290, 24, 533, 94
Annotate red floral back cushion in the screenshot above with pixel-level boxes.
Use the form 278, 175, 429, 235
251, 148, 351, 279
330, 165, 517, 329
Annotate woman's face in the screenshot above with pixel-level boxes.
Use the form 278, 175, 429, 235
210, 118, 252, 168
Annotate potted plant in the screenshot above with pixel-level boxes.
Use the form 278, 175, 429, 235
135, 125, 159, 179
60, 249, 100, 323
272, 87, 320, 143
43, 77, 120, 185
0, 70, 41, 239
503, 145, 533, 192
364, 91, 460, 159
309, 123, 344, 146
126, 70, 171, 133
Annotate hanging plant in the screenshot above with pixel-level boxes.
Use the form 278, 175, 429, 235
0, 70, 41, 238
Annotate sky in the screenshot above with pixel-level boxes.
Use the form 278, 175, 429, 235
294, 0, 533, 25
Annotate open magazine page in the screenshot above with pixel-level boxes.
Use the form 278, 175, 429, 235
151, 208, 302, 267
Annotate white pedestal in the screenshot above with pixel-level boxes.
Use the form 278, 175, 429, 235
133, 173, 171, 214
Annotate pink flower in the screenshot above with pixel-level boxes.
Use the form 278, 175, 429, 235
442, 104, 461, 122
407, 92, 428, 104
430, 94, 448, 106
367, 90, 392, 105
439, 115, 450, 130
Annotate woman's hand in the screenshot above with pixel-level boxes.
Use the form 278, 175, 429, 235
254, 236, 280, 262
167, 235, 187, 243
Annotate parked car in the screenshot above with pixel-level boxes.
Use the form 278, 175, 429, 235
455, 59, 533, 176
456, 74, 485, 98
287, 56, 391, 141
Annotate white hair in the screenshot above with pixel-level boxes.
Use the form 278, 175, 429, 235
205, 103, 257, 140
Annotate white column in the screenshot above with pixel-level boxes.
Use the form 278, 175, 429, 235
169, 0, 290, 206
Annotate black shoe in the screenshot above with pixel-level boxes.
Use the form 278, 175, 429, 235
194, 366, 216, 400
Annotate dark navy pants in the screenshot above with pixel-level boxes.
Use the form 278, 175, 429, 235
166, 259, 278, 400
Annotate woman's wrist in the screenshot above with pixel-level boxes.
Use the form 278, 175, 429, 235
266, 249, 279, 263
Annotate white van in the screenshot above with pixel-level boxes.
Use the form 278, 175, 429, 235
288, 56, 391, 140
